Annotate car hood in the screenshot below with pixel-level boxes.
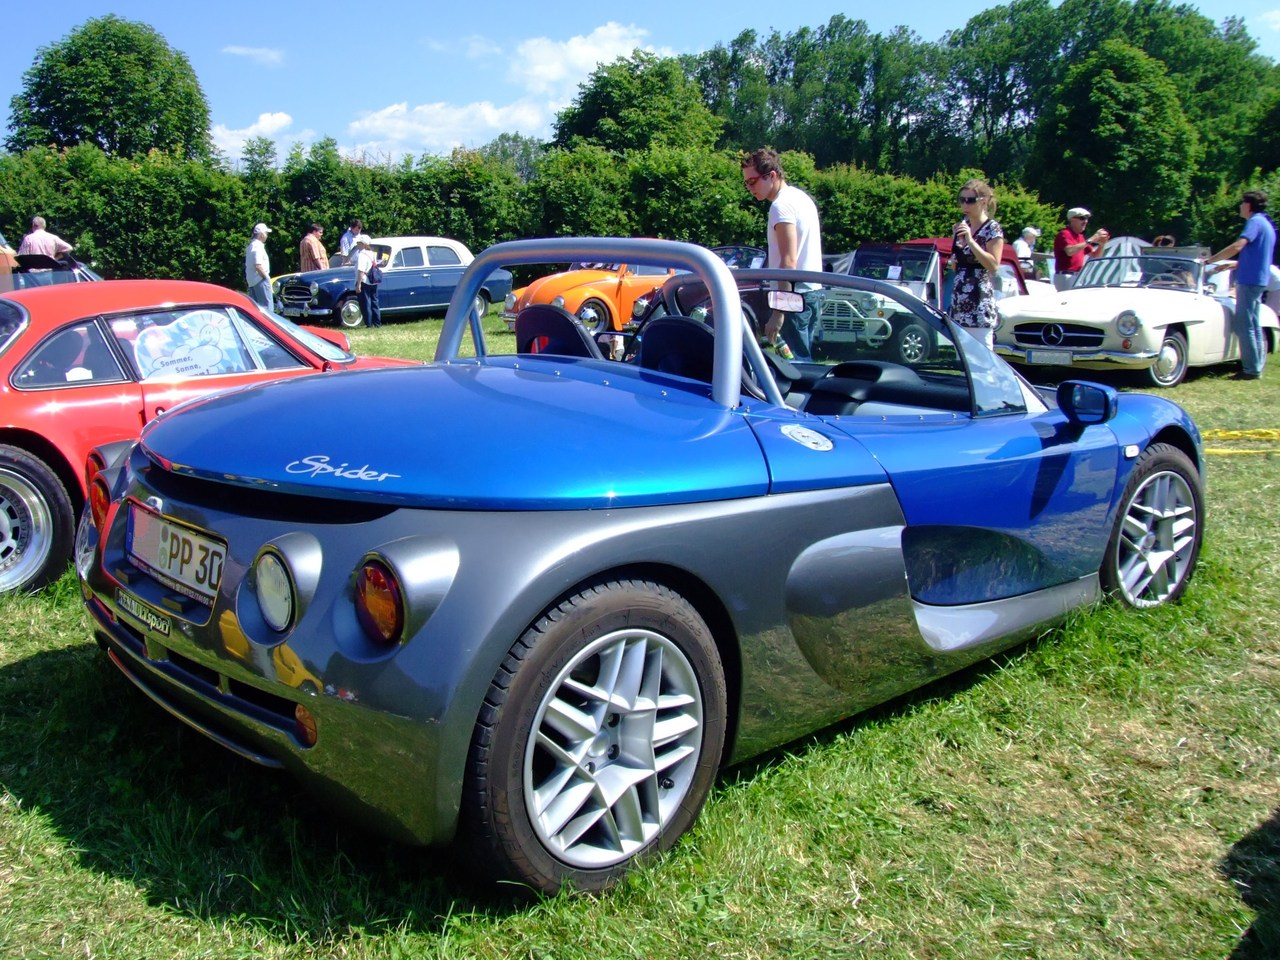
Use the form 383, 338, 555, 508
138, 361, 771, 509
280, 266, 354, 284
1000, 286, 1188, 321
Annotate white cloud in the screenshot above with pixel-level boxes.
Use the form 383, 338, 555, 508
509, 22, 655, 98
346, 99, 549, 159
211, 112, 295, 161
222, 45, 285, 67
1262, 10, 1280, 31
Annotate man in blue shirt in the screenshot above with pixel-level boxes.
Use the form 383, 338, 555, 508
1206, 190, 1276, 380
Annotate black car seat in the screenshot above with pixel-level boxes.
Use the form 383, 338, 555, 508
514, 303, 604, 359
637, 316, 716, 385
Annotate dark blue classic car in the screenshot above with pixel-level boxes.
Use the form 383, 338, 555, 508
78, 237, 1204, 895
273, 235, 513, 327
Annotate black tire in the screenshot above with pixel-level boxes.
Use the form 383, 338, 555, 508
892, 318, 932, 365
463, 580, 726, 895
0, 445, 74, 593
473, 291, 491, 319
337, 295, 364, 329
1100, 442, 1203, 608
1146, 331, 1188, 387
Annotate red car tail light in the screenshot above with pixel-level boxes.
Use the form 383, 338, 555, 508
89, 476, 112, 531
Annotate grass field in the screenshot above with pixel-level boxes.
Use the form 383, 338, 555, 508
1, 321, 1277, 959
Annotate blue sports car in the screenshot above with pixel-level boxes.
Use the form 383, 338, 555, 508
77, 237, 1204, 895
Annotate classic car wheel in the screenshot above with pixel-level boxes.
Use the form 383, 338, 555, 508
1146, 331, 1188, 387
0, 445, 74, 594
464, 580, 726, 894
338, 295, 364, 328
893, 319, 932, 365
473, 292, 490, 318
1100, 443, 1202, 608
577, 297, 612, 331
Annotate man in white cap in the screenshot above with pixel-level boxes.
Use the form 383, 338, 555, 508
1052, 207, 1110, 290
245, 222, 273, 308
1012, 226, 1041, 277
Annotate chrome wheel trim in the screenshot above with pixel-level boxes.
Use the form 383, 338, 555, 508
0, 467, 53, 593
1114, 468, 1198, 607
339, 299, 364, 328
523, 627, 704, 870
898, 325, 927, 363
1149, 336, 1186, 386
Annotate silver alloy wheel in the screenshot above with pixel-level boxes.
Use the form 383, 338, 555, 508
1113, 468, 1198, 607
1148, 332, 1187, 387
0, 467, 53, 593
523, 626, 704, 869
896, 321, 929, 364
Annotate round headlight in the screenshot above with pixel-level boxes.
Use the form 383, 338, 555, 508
272, 279, 281, 295
504, 293, 517, 311
255, 551, 295, 632
1116, 311, 1140, 337
309, 282, 320, 296
551, 295, 566, 308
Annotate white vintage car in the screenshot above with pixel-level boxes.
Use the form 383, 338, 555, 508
996, 248, 1278, 386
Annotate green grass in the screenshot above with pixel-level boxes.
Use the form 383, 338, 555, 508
1, 339, 1277, 959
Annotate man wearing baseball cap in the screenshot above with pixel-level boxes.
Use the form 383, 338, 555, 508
245, 222, 273, 308
1013, 226, 1041, 276
1053, 207, 1110, 290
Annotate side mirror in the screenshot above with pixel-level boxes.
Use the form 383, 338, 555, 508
1057, 380, 1118, 425
767, 290, 804, 313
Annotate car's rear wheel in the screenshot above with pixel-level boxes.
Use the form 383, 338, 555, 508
577, 297, 612, 332
0, 445, 74, 593
464, 580, 726, 894
893, 318, 932, 365
338, 295, 364, 328
1100, 442, 1202, 608
1146, 331, 1188, 387
473, 291, 491, 319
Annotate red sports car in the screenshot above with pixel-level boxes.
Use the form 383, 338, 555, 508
0, 279, 416, 593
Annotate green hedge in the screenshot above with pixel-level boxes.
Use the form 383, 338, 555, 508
0, 142, 1261, 289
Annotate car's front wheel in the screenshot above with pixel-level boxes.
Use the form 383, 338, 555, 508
1100, 442, 1203, 608
893, 318, 932, 365
464, 580, 726, 894
1146, 331, 1188, 387
338, 295, 364, 328
0, 445, 74, 593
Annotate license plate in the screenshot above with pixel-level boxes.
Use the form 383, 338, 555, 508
116, 588, 171, 636
282, 307, 304, 317
1027, 349, 1066, 365
127, 504, 226, 604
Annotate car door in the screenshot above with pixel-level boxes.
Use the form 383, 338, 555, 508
424, 243, 467, 308
380, 242, 425, 313
822, 320, 1120, 606
116, 305, 313, 421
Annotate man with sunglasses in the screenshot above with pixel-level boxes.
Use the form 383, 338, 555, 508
742, 148, 823, 358
1052, 207, 1110, 291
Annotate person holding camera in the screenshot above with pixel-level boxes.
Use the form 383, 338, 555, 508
1052, 207, 1110, 290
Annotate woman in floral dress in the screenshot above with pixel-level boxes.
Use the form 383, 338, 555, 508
948, 178, 1004, 349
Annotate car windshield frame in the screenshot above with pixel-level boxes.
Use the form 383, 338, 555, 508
1074, 254, 1205, 291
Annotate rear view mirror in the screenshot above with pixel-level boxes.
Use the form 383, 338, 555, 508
767, 290, 804, 313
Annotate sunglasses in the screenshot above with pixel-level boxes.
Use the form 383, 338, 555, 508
958, 195, 982, 204
744, 172, 772, 188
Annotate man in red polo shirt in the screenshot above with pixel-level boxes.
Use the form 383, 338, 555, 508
1053, 207, 1110, 290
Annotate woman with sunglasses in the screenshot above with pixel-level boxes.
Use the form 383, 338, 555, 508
947, 179, 1004, 350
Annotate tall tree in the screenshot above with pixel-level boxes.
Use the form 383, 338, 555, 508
1027, 39, 1197, 233
552, 51, 722, 153
6, 15, 212, 161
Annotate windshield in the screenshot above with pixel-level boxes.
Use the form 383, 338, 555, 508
1075, 255, 1203, 290
260, 307, 354, 362
848, 248, 935, 283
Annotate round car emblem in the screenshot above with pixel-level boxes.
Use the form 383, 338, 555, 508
1042, 323, 1066, 346
781, 423, 834, 451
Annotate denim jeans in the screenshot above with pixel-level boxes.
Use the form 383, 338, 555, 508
1235, 283, 1266, 377
359, 283, 381, 327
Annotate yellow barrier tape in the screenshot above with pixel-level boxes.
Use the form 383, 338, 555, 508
1201, 429, 1280, 440
1204, 448, 1280, 456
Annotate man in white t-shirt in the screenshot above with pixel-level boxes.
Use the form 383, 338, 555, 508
244, 222, 272, 308
742, 148, 822, 359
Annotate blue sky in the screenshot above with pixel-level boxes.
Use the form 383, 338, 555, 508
3, 0, 1278, 164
